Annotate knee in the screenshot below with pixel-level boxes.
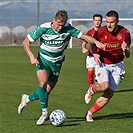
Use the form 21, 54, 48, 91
39, 81, 47, 88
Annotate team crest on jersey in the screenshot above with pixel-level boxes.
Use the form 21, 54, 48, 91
117, 35, 122, 40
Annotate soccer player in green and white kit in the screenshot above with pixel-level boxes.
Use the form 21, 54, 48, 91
18, 10, 105, 125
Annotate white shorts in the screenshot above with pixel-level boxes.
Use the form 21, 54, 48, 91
95, 61, 125, 91
86, 56, 96, 68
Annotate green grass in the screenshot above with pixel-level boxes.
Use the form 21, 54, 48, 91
0, 46, 133, 133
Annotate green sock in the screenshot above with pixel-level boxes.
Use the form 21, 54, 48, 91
29, 86, 48, 108
29, 87, 40, 101
38, 87, 48, 109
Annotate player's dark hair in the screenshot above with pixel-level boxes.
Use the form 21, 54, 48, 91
106, 10, 119, 20
54, 10, 68, 22
93, 14, 103, 21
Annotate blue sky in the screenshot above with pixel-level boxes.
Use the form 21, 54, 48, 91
0, 0, 133, 39
0, 0, 133, 18
0, 0, 133, 26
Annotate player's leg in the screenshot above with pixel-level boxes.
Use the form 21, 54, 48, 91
85, 65, 109, 104
18, 69, 50, 115
92, 61, 125, 93
88, 68, 95, 86
36, 70, 55, 125
36, 82, 56, 126
36, 60, 61, 125
86, 88, 114, 122
86, 56, 95, 86
86, 61, 125, 122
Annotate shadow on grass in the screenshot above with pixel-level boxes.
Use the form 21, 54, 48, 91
66, 112, 133, 123
23, 112, 132, 127
58, 123, 80, 127
116, 88, 133, 93
60, 117, 84, 127
66, 116, 85, 122
93, 112, 133, 121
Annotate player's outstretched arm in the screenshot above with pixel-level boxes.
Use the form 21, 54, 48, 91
80, 34, 105, 49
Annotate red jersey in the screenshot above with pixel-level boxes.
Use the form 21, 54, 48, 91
94, 25, 131, 64
85, 28, 97, 56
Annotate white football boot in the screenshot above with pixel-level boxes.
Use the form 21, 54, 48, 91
18, 94, 30, 114
85, 85, 95, 104
86, 111, 94, 122
36, 109, 48, 125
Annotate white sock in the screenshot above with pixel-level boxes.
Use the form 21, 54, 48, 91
88, 110, 92, 115
42, 108, 48, 115
26, 95, 30, 103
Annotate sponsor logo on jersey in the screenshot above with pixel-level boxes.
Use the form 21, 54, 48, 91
105, 43, 121, 48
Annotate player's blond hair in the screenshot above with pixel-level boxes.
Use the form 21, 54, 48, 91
54, 10, 68, 22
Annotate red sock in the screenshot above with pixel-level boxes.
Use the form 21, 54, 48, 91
91, 84, 96, 93
89, 102, 103, 114
88, 70, 95, 86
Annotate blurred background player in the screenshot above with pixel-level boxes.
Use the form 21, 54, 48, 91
85, 10, 131, 122
17, 10, 105, 125
82, 14, 103, 86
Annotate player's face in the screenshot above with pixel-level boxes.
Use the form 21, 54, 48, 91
93, 17, 102, 28
52, 19, 66, 32
106, 16, 119, 32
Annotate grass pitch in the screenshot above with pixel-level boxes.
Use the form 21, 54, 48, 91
0, 46, 133, 133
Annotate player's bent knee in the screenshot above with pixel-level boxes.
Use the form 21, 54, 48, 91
39, 81, 47, 88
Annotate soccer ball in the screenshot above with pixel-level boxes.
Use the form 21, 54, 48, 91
50, 109, 66, 126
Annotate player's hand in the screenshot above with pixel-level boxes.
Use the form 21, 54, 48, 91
93, 54, 101, 65
82, 48, 88, 53
30, 57, 39, 66
121, 41, 130, 58
95, 41, 106, 50
121, 41, 127, 51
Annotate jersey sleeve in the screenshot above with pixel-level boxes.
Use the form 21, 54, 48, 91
67, 24, 82, 38
27, 26, 46, 42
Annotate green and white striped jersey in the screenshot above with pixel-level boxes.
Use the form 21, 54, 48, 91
27, 22, 82, 62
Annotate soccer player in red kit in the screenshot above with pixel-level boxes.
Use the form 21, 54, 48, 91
85, 10, 131, 122
82, 14, 103, 86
